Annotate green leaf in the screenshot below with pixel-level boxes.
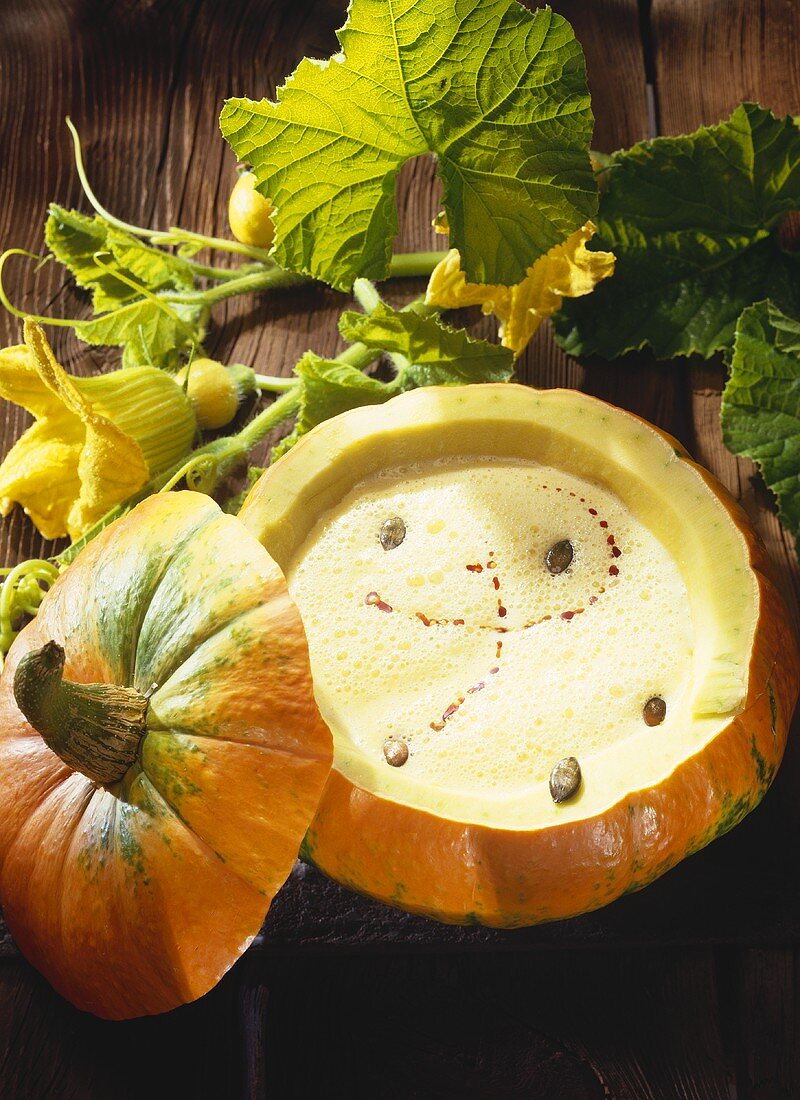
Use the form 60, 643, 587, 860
769, 305, 800, 355
45, 206, 203, 366
74, 298, 206, 371
554, 104, 800, 359
46, 207, 194, 315
46, 206, 134, 312
220, 0, 596, 291
721, 301, 800, 541
273, 353, 398, 459
275, 301, 515, 458
105, 229, 194, 295
339, 302, 514, 386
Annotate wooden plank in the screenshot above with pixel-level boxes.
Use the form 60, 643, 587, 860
254, 948, 733, 1098
556, 0, 651, 152
0, 961, 240, 1099
651, 0, 800, 131
239, 982, 269, 1100
0, 2, 796, 1097
721, 947, 800, 1099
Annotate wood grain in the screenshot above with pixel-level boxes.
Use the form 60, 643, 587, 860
0, 1, 799, 1096
0, 961, 241, 1098
257, 949, 738, 1098
728, 948, 800, 1099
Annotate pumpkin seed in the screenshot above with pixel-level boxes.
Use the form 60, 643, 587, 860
643, 696, 667, 726
383, 737, 409, 767
549, 756, 581, 803
545, 539, 573, 575
380, 516, 406, 551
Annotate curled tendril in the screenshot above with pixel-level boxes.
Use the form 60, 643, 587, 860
173, 238, 206, 260
159, 453, 219, 495
0, 559, 60, 663
185, 455, 219, 493
0, 250, 70, 327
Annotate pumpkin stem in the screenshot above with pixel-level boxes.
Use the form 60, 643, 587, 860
13, 641, 147, 784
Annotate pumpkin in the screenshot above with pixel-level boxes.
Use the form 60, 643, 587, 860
239, 383, 800, 927
0, 491, 331, 1018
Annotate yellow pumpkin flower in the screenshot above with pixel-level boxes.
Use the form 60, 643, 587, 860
0, 322, 197, 540
425, 222, 615, 357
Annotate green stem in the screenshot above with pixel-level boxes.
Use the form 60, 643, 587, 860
66, 118, 153, 239
161, 265, 309, 305
0, 250, 76, 327
353, 278, 384, 314
336, 341, 383, 369
149, 228, 274, 264
254, 374, 299, 394
386, 251, 445, 279
230, 336, 391, 454
164, 253, 445, 305
66, 117, 275, 264
182, 259, 253, 282
13, 640, 147, 784
227, 387, 302, 455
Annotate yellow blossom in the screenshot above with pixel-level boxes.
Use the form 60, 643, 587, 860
0, 322, 196, 540
425, 222, 615, 356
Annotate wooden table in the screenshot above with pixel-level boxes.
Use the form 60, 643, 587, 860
1, 1, 799, 1095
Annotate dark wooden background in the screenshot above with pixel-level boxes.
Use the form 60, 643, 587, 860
1, 0, 800, 1096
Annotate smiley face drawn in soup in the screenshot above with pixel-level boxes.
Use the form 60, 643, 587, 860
287, 457, 694, 812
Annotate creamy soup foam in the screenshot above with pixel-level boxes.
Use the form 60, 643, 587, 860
287, 457, 694, 799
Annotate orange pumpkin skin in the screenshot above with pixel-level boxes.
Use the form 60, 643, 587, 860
244, 395, 799, 928
0, 493, 331, 1018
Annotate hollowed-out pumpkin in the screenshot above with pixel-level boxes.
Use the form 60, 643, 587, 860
239, 383, 800, 927
0, 491, 331, 1018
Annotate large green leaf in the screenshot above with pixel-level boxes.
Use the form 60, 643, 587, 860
721, 300, 800, 541
220, 0, 596, 291
554, 104, 800, 359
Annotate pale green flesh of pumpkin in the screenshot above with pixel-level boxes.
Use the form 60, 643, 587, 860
250, 386, 758, 830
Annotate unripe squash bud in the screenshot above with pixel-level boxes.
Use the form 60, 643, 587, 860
176, 359, 256, 430
229, 171, 275, 250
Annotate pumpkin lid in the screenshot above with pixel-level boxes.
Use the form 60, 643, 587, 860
238, 383, 800, 924
0, 491, 331, 1018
